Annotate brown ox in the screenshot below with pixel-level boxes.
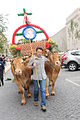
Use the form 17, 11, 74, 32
44, 50, 61, 97
11, 57, 32, 105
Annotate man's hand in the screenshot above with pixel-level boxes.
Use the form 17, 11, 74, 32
27, 62, 36, 69
33, 62, 36, 68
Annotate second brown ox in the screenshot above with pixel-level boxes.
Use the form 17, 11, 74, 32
44, 50, 61, 97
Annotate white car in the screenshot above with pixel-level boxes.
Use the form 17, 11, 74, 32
62, 49, 80, 71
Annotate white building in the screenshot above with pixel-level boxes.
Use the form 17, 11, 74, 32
66, 8, 80, 50
51, 8, 80, 52
51, 27, 67, 52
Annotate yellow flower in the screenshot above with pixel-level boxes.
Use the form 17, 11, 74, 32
48, 38, 54, 44
9, 44, 11, 49
9, 45, 17, 49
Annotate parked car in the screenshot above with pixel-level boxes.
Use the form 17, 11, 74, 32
61, 49, 80, 71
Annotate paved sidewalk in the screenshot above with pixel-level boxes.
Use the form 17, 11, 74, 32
0, 69, 80, 120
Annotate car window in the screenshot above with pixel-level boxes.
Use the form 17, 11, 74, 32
75, 51, 80, 56
71, 52, 76, 55
71, 51, 80, 56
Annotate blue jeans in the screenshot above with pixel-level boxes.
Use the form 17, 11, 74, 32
33, 79, 46, 107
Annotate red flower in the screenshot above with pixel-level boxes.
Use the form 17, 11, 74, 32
16, 47, 21, 51
46, 42, 51, 49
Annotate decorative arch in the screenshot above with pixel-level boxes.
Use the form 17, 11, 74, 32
12, 24, 49, 44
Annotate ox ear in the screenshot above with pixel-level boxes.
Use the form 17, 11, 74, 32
22, 57, 26, 61
23, 58, 30, 66
10, 58, 14, 63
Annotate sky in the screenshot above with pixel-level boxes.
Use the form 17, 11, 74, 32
0, 0, 80, 43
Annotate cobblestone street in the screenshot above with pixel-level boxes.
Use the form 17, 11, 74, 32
0, 68, 80, 120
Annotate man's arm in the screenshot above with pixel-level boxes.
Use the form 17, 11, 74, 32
27, 57, 36, 69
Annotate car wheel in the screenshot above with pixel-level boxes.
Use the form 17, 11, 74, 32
68, 62, 78, 71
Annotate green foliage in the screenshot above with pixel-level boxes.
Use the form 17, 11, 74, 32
68, 19, 80, 40
48, 40, 59, 52
10, 47, 22, 58
0, 33, 7, 53
17, 39, 29, 44
0, 41, 4, 53
0, 14, 8, 33
51, 42, 59, 52
70, 20, 74, 33
0, 14, 8, 54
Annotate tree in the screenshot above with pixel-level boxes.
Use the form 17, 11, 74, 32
0, 14, 8, 33
68, 19, 80, 40
0, 33, 7, 54
0, 14, 8, 54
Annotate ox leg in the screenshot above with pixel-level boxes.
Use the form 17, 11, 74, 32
49, 80, 52, 86
11, 66, 21, 94
46, 77, 49, 99
15, 79, 26, 105
26, 78, 31, 98
21, 78, 31, 98
13, 76, 21, 94
51, 82, 55, 96
51, 78, 57, 96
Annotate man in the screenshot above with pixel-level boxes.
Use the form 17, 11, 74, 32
0, 57, 5, 86
28, 47, 49, 112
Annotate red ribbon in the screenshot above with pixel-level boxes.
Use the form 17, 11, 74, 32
16, 47, 21, 51
46, 42, 51, 49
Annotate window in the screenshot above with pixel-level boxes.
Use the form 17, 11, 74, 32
71, 51, 80, 56
75, 51, 80, 56
71, 52, 76, 55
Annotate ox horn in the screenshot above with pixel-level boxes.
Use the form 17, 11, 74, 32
22, 56, 29, 61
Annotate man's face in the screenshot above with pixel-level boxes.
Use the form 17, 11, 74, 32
36, 49, 43, 58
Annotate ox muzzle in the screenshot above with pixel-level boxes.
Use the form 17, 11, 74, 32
12, 62, 23, 76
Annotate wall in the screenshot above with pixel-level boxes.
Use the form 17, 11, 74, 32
51, 27, 67, 52
66, 8, 80, 50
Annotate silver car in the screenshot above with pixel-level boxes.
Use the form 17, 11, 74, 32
62, 49, 80, 71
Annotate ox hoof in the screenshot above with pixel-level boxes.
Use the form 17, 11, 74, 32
49, 83, 52, 86
18, 91, 21, 94
21, 101, 26, 105
27, 93, 31, 98
46, 96, 49, 100
51, 92, 55, 96
46, 93, 49, 100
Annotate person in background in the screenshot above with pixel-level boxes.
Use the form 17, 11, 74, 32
28, 47, 49, 112
2, 55, 6, 66
0, 57, 5, 86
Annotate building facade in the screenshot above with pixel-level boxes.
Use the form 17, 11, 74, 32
51, 8, 80, 52
51, 27, 67, 52
66, 8, 80, 50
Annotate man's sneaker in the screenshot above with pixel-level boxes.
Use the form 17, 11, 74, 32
41, 106, 47, 112
34, 101, 39, 106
